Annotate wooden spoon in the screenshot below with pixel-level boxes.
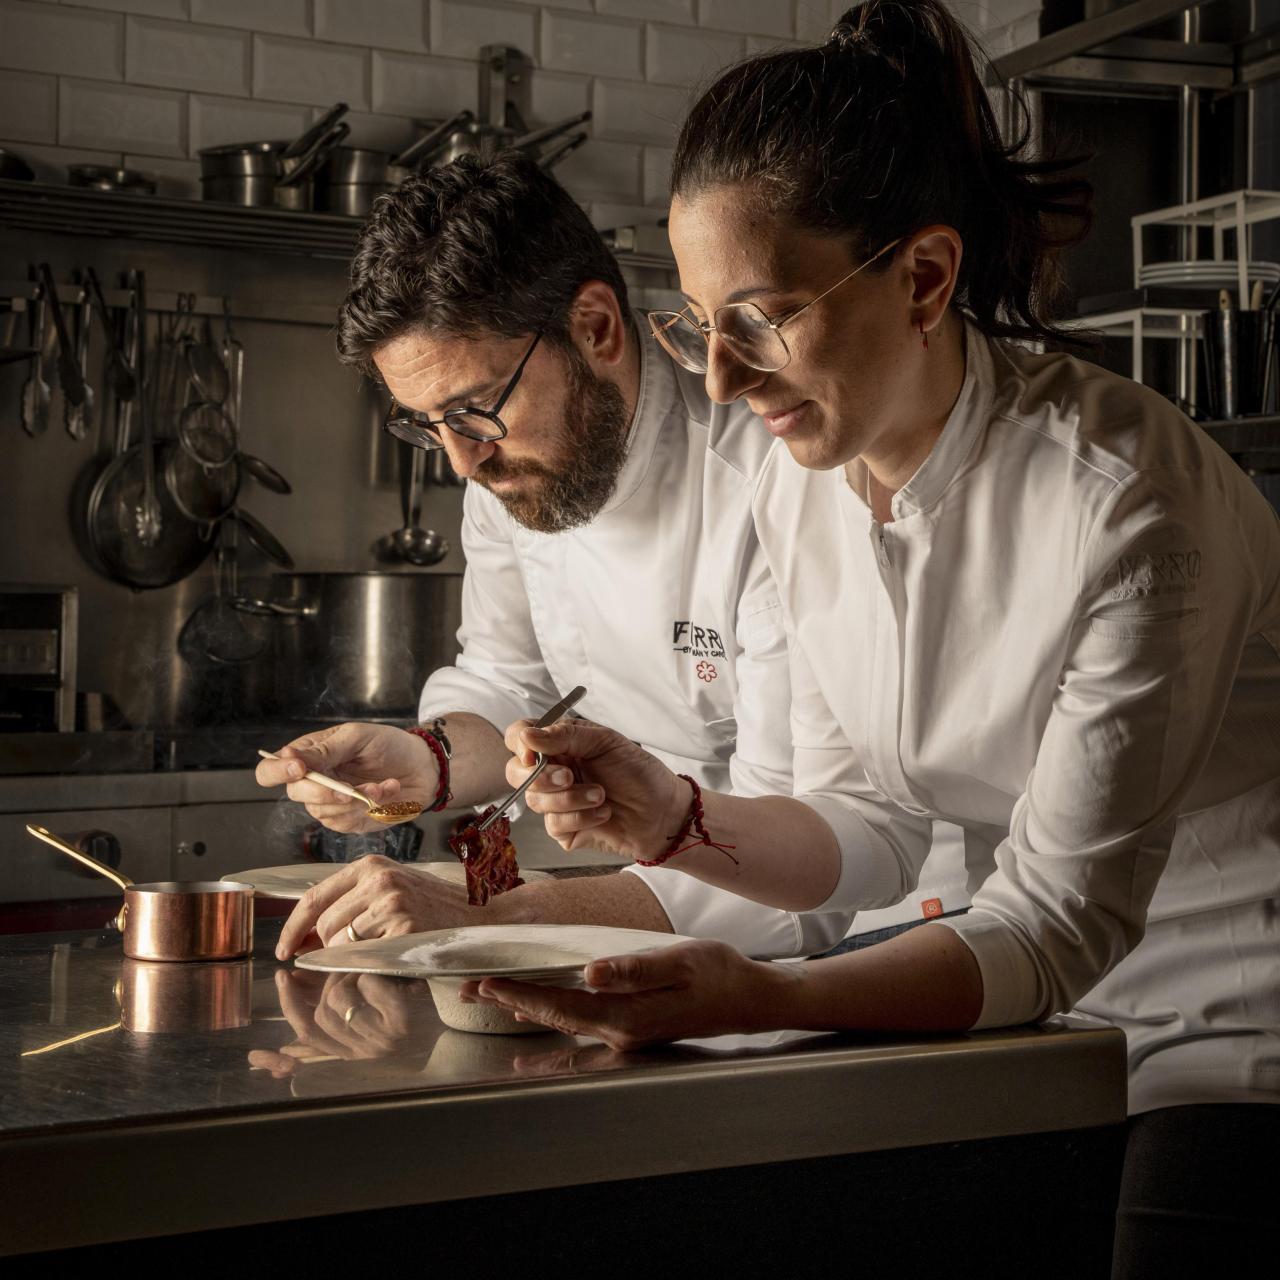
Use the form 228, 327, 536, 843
257, 750, 422, 824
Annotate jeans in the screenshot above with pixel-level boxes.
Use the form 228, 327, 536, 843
810, 908, 970, 958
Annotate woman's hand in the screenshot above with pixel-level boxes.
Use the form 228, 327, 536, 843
463, 939, 800, 1050
502, 718, 691, 861
255, 722, 439, 833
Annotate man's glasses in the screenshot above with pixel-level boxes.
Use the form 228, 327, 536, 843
647, 238, 902, 375
384, 331, 542, 452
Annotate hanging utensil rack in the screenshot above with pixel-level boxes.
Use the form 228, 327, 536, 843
0, 275, 335, 329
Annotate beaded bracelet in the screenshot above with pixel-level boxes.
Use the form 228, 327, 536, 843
635, 774, 739, 868
404, 726, 452, 812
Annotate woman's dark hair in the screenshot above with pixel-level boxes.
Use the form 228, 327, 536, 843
669, 0, 1091, 345
337, 150, 629, 373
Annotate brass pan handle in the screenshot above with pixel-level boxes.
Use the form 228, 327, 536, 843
26, 823, 135, 892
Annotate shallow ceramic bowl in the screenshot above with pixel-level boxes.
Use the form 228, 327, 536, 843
295, 924, 695, 1036
426, 971, 583, 1035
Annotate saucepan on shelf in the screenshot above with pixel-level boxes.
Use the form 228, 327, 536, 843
199, 102, 351, 210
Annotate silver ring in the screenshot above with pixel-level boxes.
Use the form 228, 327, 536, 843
345, 922, 361, 943
342, 1003, 361, 1025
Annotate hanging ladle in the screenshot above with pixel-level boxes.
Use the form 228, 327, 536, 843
256, 751, 423, 824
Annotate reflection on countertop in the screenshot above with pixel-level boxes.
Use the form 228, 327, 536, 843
2, 920, 1121, 1139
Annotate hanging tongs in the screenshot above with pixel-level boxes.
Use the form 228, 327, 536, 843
84, 266, 138, 403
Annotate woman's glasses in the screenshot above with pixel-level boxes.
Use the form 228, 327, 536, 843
647, 238, 902, 375
384, 332, 542, 451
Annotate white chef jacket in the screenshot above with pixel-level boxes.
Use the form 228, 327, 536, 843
421, 321, 865, 956
754, 323, 1280, 1110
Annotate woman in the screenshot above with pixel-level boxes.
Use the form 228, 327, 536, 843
471, 3, 1280, 1272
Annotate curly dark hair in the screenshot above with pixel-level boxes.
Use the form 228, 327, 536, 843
336, 150, 630, 374
670, 0, 1092, 346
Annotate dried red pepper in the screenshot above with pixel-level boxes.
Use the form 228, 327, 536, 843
447, 807, 525, 906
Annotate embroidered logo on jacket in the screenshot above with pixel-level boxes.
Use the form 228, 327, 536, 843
1102, 550, 1202, 601
672, 621, 727, 659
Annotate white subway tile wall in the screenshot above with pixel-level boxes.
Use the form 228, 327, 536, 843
542, 11, 643, 78
188, 94, 310, 154
698, 0, 794, 40
0, 68, 57, 144
370, 50, 476, 117
252, 35, 371, 110
432, 0, 537, 61
0, 1, 1028, 210
126, 17, 252, 97
316, 0, 428, 53
189, 0, 310, 39
645, 23, 744, 89
593, 77, 688, 145
60, 77, 187, 157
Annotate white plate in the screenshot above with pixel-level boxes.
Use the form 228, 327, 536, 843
1139, 260, 1280, 286
295, 923, 691, 980
296, 923, 697, 1035
225, 861, 551, 900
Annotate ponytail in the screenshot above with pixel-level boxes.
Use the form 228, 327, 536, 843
669, 0, 1091, 346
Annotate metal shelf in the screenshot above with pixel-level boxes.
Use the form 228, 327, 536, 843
0, 179, 363, 261
990, 0, 1280, 95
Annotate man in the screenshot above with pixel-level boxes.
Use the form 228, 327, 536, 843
256, 151, 965, 959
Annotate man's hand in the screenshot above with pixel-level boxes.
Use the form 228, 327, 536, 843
247, 969, 438, 1077
275, 855, 478, 959
502, 718, 688, 861
255, 723, 438, 833
464, 939, 799, 1050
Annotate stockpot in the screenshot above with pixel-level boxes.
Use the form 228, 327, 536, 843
251, 571, 463, 720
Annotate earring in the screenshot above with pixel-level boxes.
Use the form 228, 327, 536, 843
917, 320, 929, 351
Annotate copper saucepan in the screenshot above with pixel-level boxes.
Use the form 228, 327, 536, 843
26, 824, 254, 961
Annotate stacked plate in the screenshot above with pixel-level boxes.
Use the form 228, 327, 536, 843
226, 861, 551, 899
1138, 260, 1280, 290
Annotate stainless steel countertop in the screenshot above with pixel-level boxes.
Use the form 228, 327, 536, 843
0, 921, 1126, 1256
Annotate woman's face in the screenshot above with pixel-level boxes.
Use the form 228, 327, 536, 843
668, 186, 929, 473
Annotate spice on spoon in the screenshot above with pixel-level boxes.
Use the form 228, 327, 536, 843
256, 750, 423, 824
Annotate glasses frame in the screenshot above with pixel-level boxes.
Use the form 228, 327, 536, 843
648, 237, 904, 374
383, 330, 542, 452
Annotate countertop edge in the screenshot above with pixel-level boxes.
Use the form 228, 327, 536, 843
0, 1026, 1127, 1256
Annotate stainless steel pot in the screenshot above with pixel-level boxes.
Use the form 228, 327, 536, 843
314, 121, 474, 214
257, 572, 463, 719
200, 103, 350, 210
316, 182, 388, 218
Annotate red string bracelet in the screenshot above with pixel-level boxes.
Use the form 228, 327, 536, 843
404, 726, 452, 812
635, 774, 739, 867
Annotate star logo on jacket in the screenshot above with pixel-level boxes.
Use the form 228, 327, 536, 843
696, 661, 718, 682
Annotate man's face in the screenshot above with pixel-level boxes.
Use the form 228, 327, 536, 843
373, 328, 630, 533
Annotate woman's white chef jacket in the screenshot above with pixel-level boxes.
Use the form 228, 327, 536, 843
420, 325, 896, 956
755, 325, 1280, 1109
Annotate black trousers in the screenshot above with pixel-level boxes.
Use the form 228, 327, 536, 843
1112, 1102, 1280, 1278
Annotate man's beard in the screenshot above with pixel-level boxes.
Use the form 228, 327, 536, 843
471, 345, 630, 534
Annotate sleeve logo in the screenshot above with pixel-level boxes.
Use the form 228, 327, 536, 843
1102, 549, 1201, 601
